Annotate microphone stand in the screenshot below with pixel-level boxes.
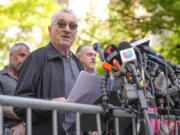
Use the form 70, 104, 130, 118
101, 69, 115, 135
101, 69, 110, 109
127, 63, 154, 135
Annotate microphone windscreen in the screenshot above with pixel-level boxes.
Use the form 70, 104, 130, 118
176, 44, 180, 48
93, 42, 101, 52
118, 40, 132, 51
104, 44, 121, 65
130, 39, 137, 43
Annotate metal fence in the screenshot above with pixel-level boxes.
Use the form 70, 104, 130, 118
0, 95, 137, 135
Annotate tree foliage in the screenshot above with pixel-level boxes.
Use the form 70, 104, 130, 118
0, 0, 179, 73
109, 0, 180, 64
0, 0, 63, 67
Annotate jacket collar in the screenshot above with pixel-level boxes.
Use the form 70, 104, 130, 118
2, 66, 8, 75
46, 42, 73, 61
1, 66, 17, 80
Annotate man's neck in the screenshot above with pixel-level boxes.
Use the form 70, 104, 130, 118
7, 66, 18, 79
53, 45, 70, 59
85, 68, 94, 73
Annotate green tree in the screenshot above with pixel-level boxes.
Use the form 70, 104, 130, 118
108, 0, 180, 64
139, 0, 180, 63
0, 0, 64, 67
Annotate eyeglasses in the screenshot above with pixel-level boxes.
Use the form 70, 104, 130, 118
54, 20, 78, 30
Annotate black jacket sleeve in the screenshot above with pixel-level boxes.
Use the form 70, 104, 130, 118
13, 50, 51, 123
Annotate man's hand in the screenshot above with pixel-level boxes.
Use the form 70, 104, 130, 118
52, 97, 70, 102
52, 97, 71, 113
11, 123, 25, 135
88, 131, 98, 135
3, 106, 20, 120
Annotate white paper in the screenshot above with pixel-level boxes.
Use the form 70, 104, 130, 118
68, 71, 112, 104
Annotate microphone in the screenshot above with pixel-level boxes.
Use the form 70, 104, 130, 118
167, 61, 180, 70
130, 38, 164, 59
118, 41, 137, 73
117, 41, 139, 102
102, 61, 116, 71
130, 38, 150, 47
93, 42, 105, 61
104, 44, 121, 65
177, 44, 180, 48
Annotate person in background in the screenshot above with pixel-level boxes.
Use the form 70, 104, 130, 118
76, 44, 96, 73
0, 43, 30, 135
76, 45, 97, 135
12, 8, 84, 135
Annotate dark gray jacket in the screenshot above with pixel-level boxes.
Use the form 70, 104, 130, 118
14, 42, 84, 135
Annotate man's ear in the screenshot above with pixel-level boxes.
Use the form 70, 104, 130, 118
48, 26, 51, 34
9, 52, 13, 62
76, 53, 81, 60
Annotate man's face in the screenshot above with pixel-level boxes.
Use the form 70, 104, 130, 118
10, 46, 30, 72
49, 12, 78, 49
77, 46, 96, 73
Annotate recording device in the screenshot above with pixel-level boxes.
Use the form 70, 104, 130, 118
93, 42, 105, 61
154, 72, 175, 106
130, 38, 164, 59
148, 54, 177, 86
154, 72, 169, 92
117, 41, 139, 103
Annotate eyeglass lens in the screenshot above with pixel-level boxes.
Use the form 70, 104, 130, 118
57, 21, 78, 30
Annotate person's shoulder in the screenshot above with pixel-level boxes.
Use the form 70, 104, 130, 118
0, 67, 6, 76
31, 46, 47, 56
0, 70, 3, 76
28, 46, 49, 61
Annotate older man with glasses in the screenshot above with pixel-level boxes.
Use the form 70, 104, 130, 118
13, 8, 84, 135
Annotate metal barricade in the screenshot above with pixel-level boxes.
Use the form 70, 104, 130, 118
1, 95, 178, 135
0, 95, 137, 135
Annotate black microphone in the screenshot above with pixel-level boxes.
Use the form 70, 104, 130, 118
118, 41, 137, 73
104, 44, 121, 65
130, 38, 164, 59
167, 61, 180, 70
118, 40, 132, 50
177, 44, 180, 48
93, 42, 105, 61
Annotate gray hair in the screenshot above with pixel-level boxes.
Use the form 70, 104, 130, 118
76, 44, 92, 54
51, 8, 78, 25
10, 43, 30, 53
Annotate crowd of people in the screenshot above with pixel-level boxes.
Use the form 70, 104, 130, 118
0, 7, 178, 135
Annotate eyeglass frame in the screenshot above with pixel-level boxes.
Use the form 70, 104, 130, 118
52, 19, 78, 30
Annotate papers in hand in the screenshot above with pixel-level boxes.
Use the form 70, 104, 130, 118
67, 71, 105, 104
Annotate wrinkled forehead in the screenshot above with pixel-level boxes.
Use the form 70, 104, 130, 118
55, 12, 77, 23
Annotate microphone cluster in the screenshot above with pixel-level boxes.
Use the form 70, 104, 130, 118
93, 38, 180, 110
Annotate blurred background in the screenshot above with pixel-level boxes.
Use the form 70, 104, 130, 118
0, 0, 180, 74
